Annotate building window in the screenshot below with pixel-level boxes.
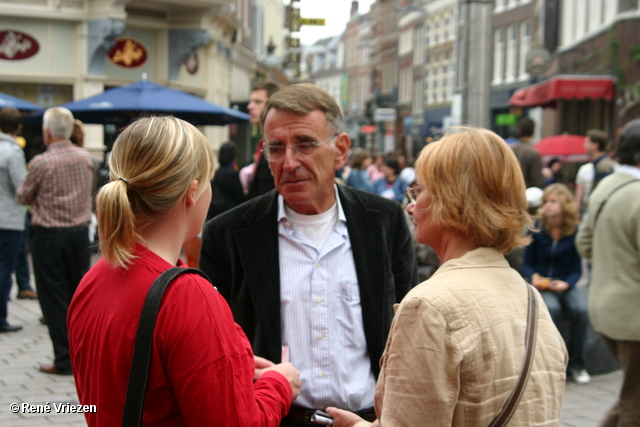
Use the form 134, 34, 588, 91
495, 0, 505, 12
440, 18, 446, 42
507, 0, 518, 9
519, 21, 530, 81
427, 67, 434, 104
505, 24, 516, 83
414, 25, 424, 64
448, 62, 454, 100
413, 78, 423, 114
437, 65, 444, 102
449, 13, 456, 39
493, 28, 504, 85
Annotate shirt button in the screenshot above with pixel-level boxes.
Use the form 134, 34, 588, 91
315, 262, 321, 268
315, 297, 322, 303
317, 333, 323, 340
319, 371, 325, 377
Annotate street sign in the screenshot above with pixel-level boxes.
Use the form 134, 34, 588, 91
298, 18, 326, 26
288, 52, 301, 64
374, 108, 397, 122
361, 125, 376, 134
288, 37, 301, 48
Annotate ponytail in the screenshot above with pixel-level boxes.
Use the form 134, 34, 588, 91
97, 178, 138, 268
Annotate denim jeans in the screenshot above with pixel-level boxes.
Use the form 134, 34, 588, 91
541, 286, 589, 370
0, 229, 24, 325
14, 216, 32, 292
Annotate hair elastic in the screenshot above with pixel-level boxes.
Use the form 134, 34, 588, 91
118, 177, 129, 187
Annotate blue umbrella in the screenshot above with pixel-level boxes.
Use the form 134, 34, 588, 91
30, 79, 249, 126
0, 91, 41, 112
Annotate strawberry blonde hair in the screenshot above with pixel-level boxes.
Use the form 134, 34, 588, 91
414, 126, 533, 253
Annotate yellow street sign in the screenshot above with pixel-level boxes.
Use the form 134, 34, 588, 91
298, 18, 326, 26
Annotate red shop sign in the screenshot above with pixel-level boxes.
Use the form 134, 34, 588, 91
108, 38, 148, 68
0, 30, 40, 60
185, 53, 199, 75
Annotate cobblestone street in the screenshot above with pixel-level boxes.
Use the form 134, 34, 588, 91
0, 282, 623, 427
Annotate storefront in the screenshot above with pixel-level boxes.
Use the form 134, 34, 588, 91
0, 1, 239, 160
509, 75, 616, 136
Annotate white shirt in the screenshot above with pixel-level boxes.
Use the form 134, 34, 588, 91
575, 162, 595, 208
277, 186, 376, 410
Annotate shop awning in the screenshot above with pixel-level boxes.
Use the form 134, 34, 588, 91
508, 75, 615, 108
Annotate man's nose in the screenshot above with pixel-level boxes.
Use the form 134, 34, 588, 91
282, 146, 300, 170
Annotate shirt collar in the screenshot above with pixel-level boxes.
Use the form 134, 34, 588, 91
277, 184, 347, 223
618, 165, 640, 180
47, 140, 73, 150
432, 247, 509, 277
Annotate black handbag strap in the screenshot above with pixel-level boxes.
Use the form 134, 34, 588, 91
488, 283, 539, 427
122, 267, 210, 427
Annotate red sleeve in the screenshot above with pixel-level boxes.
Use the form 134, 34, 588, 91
157, 275, 291, 426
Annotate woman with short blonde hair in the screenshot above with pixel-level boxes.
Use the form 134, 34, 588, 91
328, 126, 567, 426
68, 116, 300, 426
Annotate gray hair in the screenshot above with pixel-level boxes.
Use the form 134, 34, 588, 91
43, 107, 74, 139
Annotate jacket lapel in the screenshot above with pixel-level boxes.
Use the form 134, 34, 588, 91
234, 192, 282, 362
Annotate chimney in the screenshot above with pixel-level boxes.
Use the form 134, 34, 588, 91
350, 1, 359, 18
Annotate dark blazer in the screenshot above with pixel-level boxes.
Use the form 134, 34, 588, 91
200, 185, 418, 376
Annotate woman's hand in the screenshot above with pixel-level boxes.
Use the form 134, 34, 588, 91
531, 273, 550, 291
263, 362, 301, 400
549, 280, 569, 293
325, 407, 372, 427
254, 355, 275, 380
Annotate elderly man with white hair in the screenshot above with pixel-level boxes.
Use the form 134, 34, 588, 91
17, 107, 95, 375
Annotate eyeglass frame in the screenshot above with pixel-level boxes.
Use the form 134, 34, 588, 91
262, 134, 338, 161
406, 184, 424, 204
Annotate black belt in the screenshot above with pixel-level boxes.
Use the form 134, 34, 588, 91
285, 405, 376, 425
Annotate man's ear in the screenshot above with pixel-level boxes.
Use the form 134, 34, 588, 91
333, 132, 351, 170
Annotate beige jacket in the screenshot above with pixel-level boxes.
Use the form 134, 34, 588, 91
356, 247, 567, 427
576, 170, 640, 341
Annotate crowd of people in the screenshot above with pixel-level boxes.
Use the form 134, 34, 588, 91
1, 82, 639, 426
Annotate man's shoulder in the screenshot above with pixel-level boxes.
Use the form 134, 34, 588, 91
206, 190, 277, 230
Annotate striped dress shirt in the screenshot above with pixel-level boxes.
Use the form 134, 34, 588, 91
277, 187, 376, 410
17, 140, 95, 228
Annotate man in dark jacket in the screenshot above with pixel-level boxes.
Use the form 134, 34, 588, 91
201, 84, 418, 426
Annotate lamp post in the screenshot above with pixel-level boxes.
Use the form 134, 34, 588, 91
460, 0, 493, 127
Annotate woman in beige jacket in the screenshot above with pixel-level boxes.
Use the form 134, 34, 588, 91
328, 126, 568, 427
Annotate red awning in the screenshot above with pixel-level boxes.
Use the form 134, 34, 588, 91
509, 75, 615, 108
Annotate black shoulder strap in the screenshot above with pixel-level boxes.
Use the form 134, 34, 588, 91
122, 267, 211, 427
593, 179, 640, 229
488, 283, 538, 427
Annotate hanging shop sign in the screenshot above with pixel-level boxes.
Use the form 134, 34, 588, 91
108, 38, 148, 68
0, 30, 40, 60
185, 53, 199, 75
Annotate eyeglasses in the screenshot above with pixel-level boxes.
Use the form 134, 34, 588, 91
262, 135, 337, 161
406, 185, 424, 204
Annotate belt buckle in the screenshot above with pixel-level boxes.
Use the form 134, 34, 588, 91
303, 409, 316, 425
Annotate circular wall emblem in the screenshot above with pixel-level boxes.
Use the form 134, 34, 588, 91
526, 45, 552, 75
0, 30, 40, 60
108, 38, 148, 68
185, 53, 199, 75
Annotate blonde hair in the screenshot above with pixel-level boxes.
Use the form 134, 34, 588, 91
414, 126, 533, 253
536, 183, 580, 236
97, 116, 215, 268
